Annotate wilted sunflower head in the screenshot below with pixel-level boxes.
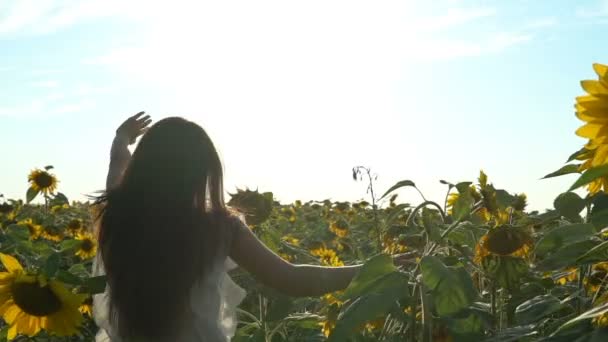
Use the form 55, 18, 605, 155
512, 193, 528, 212
333, 202, 350, 213
227, 188, 273, 225
0, 202, 14, 214
28, 169, 58, 195
474, 226, 533, 264
66, 219, 84, 235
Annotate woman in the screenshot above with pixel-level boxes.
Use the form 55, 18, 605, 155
92, 112, 413, 341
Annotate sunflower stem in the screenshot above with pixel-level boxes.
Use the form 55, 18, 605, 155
408, 284, 420, 341
490, 282, 497, 330
420, 284, 432, 342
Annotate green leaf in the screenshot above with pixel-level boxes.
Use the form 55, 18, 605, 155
455, 182, 473, 193
445, 311, 486, 342
569, 164, 608, 191
483, 325, 538, 342
447, 223, 487, 248
259, 228, 281, 252
534, 223, 598, 257
44, 165, 54, 170
26, 186, 40, 204
452, 190, 474, 221
482, 256, 529, 290
68, 263, 89, 276
542, 164, 581, 179
56, 270, 83, 285
385, 204, 411, 226
60, 239, 81, 252
567, 147, 589, 163
550, 302, 608, 339
576, 240, 608, 265
590, 209, 608, 229
265, 294, 294, 322
50, 192, 69, 206
495, 189, 516, 209
342, 254, 396, 299
590, 194, 608, 229
7, 224, 30, 241
43, 253, 61, 278
328, 286, 405, 342
515, 295, 563, 325
380, 180, 416, 200
553, 192, 586, 221
420, 256, 477, 317
536, 240, 600, 271
83, 275, 107, 295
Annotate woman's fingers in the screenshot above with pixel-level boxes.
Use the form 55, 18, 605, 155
131, 111, 146, 121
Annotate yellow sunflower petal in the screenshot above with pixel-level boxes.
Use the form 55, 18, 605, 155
576, 95, 608, 110
3, 303, 24, 324
0, 254, 23, 274
576, 123, 608, 139
7, 323, 18, 340
582, 80, 608, 97
594, 63, 608, 84
592, 145, 608, 166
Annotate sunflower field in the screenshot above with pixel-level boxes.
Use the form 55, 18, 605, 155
1, 63, 608, 341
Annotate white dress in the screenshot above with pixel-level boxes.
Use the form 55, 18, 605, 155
92, 254, 247, 342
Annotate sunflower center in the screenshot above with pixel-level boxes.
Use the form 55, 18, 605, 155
485, 228, 528, 255
45, 226, 61, 236
34, 172, 54, 188
67, 220, 82, 231
12, 281, 62, 316
80, 239, 94, 252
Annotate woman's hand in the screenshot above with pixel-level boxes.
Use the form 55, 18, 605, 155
115, 111, 152, 145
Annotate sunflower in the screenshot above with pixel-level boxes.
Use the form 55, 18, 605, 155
75, 232, 98, 260
574, 63, 608, 193
310, 247, 344, 266
333, 202, 350, 214
17, 218, 42, 240
65, 219, 84, 236
0, 253, 86, 340
41, 225, 63, 242
227, 188, 273, 225
474, 226, 533, 264
79, 296, 93, 317
28, 169, 58, 195
329, 219, 349, 238
319, 304, 340, 337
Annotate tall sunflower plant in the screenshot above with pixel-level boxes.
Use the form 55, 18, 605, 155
0, 169, 105, 341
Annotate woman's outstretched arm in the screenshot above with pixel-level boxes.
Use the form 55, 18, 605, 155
105, 112, 151, 189
229, 218, 415, 297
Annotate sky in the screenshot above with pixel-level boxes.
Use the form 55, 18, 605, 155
1, 0, 607, 211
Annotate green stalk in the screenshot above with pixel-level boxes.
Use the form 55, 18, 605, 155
420, 284, 432, 342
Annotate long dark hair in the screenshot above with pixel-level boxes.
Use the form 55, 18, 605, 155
94, 117, 231, 340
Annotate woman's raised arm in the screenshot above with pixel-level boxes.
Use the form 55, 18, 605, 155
105, 112, 151, 189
